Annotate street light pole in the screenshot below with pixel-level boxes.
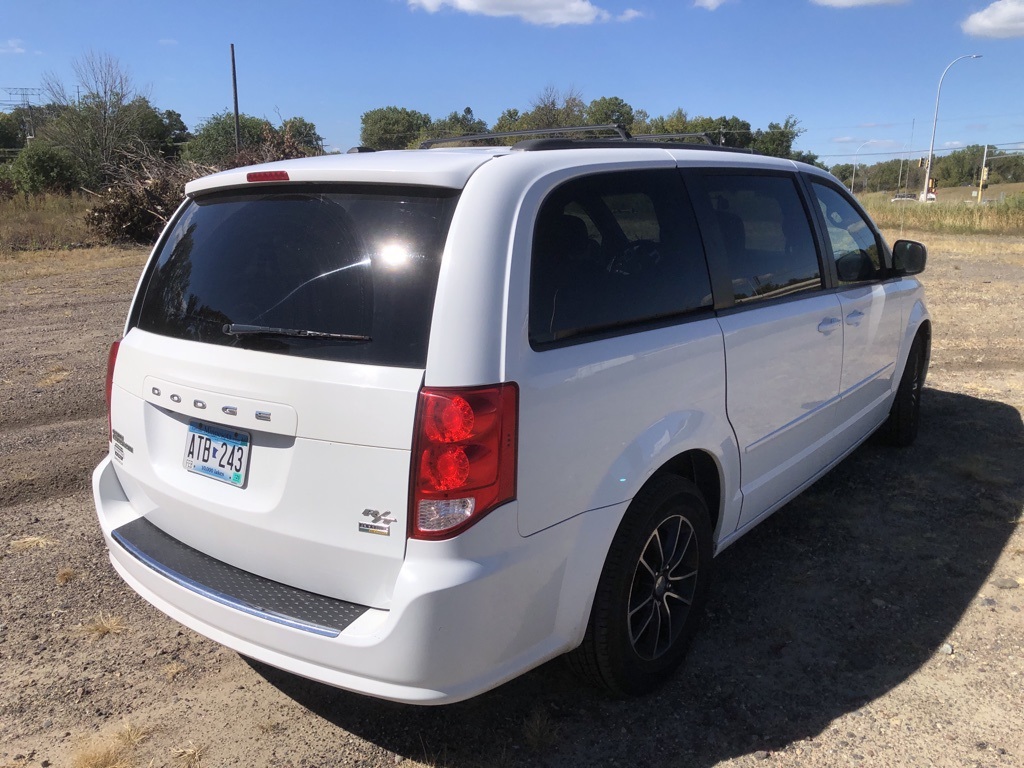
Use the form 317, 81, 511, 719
922, 54, 982, 202
851, 139, 876, 196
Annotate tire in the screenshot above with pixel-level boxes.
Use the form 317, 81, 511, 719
884, 334, 926, 447
567, 475, 713, 696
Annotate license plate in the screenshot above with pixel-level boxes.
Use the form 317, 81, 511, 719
183, 421, 250, 488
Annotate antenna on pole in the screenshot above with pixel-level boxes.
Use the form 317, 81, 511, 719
231, 44, 241, 155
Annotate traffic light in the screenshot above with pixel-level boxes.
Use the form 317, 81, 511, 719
918, 158, 925, 168
981, 166, 989, 181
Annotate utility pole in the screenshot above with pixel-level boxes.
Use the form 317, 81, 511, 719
977, 144, 989, 205
231, 44, 241, 155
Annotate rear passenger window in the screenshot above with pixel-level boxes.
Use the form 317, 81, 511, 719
700, 174, 822, 304
811, 182, 884, 284
529, 170, 712, 346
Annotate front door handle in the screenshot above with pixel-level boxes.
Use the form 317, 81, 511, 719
845, 309, 865, 327
817, 317, 841, 335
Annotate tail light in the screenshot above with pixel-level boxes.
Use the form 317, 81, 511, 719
105, 340, 121, 441
410, 384, 518, 540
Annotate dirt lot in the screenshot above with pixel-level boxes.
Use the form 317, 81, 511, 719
2, 232, 1022, 768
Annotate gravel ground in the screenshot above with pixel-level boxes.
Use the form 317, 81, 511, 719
1, 234, 1022, 768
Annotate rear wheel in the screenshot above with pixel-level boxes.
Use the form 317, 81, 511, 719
567, 475, 713, 696
884, 334, 926, 447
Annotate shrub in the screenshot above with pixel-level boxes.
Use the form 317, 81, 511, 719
10, 141, 81, 194
0, 162, 16, 200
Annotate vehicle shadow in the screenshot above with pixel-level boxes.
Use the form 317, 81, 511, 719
247, 387, 1022, 767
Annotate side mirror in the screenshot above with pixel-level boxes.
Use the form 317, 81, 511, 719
892, 240, 927, 276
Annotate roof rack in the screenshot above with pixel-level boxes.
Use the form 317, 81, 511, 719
419, 123, 631, 149
417, 125, 753, 154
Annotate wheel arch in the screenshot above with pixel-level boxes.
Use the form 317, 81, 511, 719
644, 449, 723, 540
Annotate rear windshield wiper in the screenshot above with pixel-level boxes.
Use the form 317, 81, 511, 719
223, 324, 371, 342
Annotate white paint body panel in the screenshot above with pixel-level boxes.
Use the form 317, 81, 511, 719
94, 146, 930, 704
719, 295, 844, 528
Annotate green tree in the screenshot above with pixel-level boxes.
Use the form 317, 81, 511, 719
492, 107, 522, 134
934, 145, 985, 188
751, 115, 802, 157
639, 108, 690, 136
40, 52, 158, 185
692, 115, 753, 148
419, 107, 488, 146
0, 112, 21, 149
134, 101, 192, 157
182, 111, 271, 167
9, 141, 81, 194
584, 96, 635, 130
830, 163, 854, 188
360, 106, 431, 150
517, 86, 586, 132
281, 117, 323, 153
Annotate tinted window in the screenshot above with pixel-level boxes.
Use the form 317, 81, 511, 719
812, 182, 884, 283
700, 174, 822, 304
133, 185, 459, 368
529, 170, 712, 345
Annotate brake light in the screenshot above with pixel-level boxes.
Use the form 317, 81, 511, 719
105, 340, 121, 441
246, 170, 289, 182
410, 384, 518, 540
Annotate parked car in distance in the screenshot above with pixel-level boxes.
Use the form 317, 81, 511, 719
891, 192, 917, 202
94, 128, 930, 704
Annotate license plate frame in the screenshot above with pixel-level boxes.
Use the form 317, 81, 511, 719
183, 420, 251, 488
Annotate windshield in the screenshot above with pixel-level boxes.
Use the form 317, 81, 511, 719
132, 184, 459, 367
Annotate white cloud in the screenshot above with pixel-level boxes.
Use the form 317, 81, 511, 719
832, 136, 858, 143
158, 38, 178, 46
811, 0, 908, 7
0, 38, 26, 55
694, 0, 728, 9
943, 141, 964, 149
962, 0, 1024, 38
408, 0, 641, 25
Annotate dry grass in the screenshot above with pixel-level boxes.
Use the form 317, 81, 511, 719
862, 183, 1024, 236
72, 721, 152, 768
160, 662, 186, 682
72, 742, 134, 768
36, 365, 72, 388
0, 194, 99, 253
82, 613, 128, 640
522, 706, 559, 752
10, 535, 56, 551
0, 244, 148, 285
172, 742, 204, 768
56, 566, 79, 585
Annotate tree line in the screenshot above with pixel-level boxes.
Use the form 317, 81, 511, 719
832, 145, 1024, 195
359, 87, 819, 164
0, 52, 324, 198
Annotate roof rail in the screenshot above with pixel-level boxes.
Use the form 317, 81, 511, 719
419, 124, 631, 149
512, 138, 755, 154
631, 132, 714, 145
416, 125, 757, 154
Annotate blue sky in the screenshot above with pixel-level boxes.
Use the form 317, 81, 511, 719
2, 0, 1022, 166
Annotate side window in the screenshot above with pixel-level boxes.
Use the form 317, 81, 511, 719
811, 182, 884, 284
529, 170, 712, 346
700, 174, 822, 304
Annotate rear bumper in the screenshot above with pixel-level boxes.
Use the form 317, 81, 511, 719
93, 456, 623, 704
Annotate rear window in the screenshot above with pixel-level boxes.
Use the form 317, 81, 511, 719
131, 184, 459, 368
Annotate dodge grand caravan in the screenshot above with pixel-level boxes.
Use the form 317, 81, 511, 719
93, 130, 929, 704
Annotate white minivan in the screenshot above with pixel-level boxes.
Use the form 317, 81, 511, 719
94, 132, 930, 704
